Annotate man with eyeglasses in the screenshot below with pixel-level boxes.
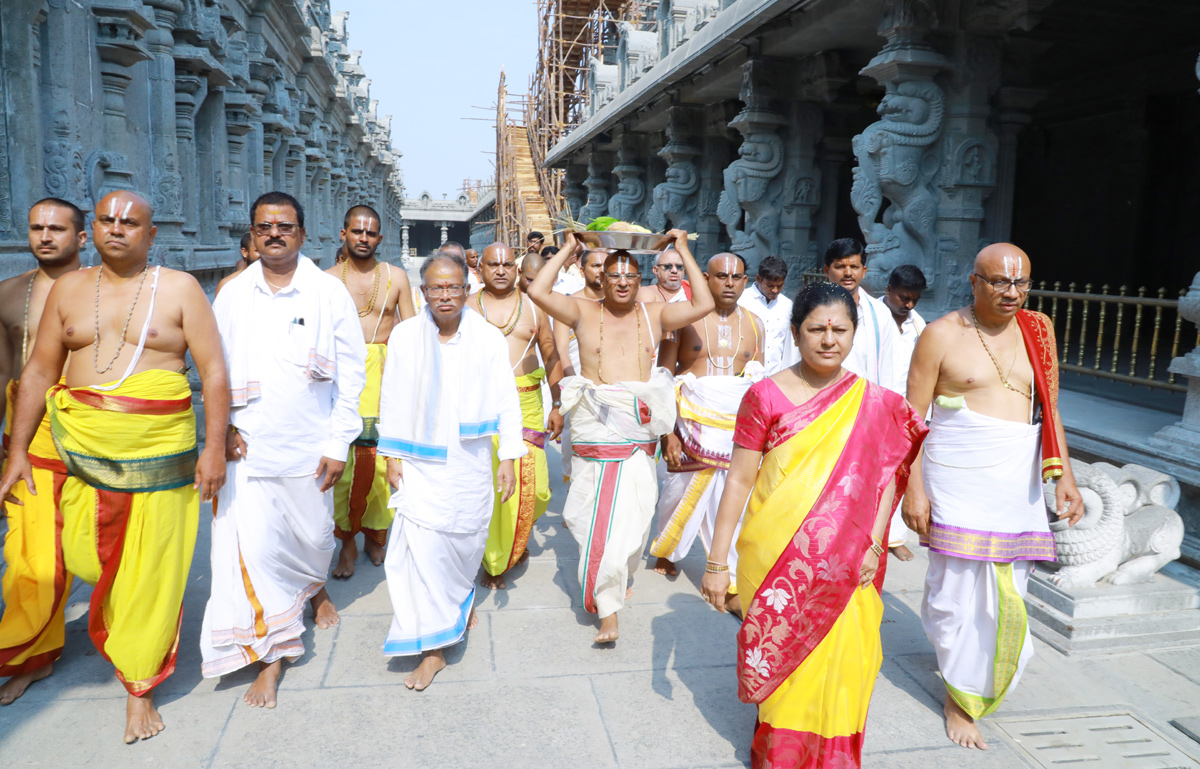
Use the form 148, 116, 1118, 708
904, 242, 1083, 751
1, 190, 230, 742
325, 205, 415, 580
202, 191, 367, 710
823, 237, 902, 393
376, 250, 523, 690
529, 230, 713, 645
651, 253, 765, 609
636, 247, 692, 305
468, 243, 562, 591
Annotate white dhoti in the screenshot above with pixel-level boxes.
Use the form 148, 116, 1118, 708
919, 400, 1056, 718
201, 464, 335, 678
562, 369, 676, 619
650, 368, 762, 590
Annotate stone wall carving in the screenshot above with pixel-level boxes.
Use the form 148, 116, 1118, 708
717, 60, 786, 272
1045, 461, 1184, 588
580, 152, 612, 223
563, 165, 587, 223
0, 0, 403, 282
607, 147, 645, 222
657, 0, 719, 60
648, 109, 701, 233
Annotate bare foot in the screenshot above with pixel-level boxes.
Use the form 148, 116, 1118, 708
124, 692, 164, 743
311, 587, 340, 629
653, 557, 678, 577
515, 548, 530, 566
480, 573, 507, 590
404, 650, 446, 690
944, 693, 989, 749
890, 544, 915, 562
594, 613, 619, 644
0, 663, 53, 705
244, 660, 281, 709
466, 608, 479, 631
561, 520, 569, 529
626, 586, 634, 600
364, 537, 386, 567
332, 538, 357, 579
726, 593, 743, 619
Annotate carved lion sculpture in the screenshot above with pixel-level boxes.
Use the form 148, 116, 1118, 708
1042, 459, 1184, 588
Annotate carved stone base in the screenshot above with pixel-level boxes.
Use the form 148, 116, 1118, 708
1026, 561, 1200, 656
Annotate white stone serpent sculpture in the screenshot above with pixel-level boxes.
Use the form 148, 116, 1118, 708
1042, 459, 1184, 588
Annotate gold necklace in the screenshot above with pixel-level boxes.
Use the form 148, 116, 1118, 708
341, 260, 381, 317
477, 289, 522, 336
703, 308, 743, 371
971, 304, 1031, 399
93, 263, 150, 375
597, 303, 644, 384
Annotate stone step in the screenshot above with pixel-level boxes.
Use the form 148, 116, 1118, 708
1027, 593, 1200, 640
1028, 563, 1200, 618
1029, 612, 1200, 656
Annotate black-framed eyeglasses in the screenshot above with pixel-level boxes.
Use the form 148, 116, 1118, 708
253, 222, 299, 236
974, 274, 1032, 292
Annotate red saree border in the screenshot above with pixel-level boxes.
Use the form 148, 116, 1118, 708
582, 462, 622, 614
0, 471, 70, 675
53, 385, 192, 415
737, 381, 927, 704
1015, 309, 1063, 481
752, 723, 864, 769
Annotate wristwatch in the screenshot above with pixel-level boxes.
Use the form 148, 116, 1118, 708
552, 400, 562, 408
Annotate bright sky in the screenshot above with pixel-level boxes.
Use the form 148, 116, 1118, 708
331, 1, 537, 200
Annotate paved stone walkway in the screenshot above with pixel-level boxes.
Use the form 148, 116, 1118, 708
2, 442, 1199, 767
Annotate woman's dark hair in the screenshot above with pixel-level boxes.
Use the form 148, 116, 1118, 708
790, 282, 858, 332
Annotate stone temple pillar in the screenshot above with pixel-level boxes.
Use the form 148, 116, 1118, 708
439, 222, 448, 245
144, 0, 184, 240
401, 223, 410, 255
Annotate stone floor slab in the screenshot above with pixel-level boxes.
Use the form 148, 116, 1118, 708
320, 612, 494, 688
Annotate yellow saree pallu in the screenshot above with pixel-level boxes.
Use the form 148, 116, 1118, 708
483, 367, 551, 577
0, 380, 73, 676
735, 376, 926, 769
49, 370, 199, 696
334, 342, 393, 547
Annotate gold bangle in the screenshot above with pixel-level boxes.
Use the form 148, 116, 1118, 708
869, 541, 885, 557
705, 563, 729, 574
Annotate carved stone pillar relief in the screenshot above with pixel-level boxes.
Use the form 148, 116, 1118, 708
607, 142, 646, 222
579, 151, 612, 223
717, 59, 786, 273
648, 106, 701, 233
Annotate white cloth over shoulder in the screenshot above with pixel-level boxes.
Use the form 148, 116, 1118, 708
843, 288, 902, 394
377, 307, 523, 463
215, 255, 367, 475
200, 465, 335, 677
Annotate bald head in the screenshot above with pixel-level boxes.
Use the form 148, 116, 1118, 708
439, 241, 465, 259
974, 242, 1030, 280
93, 190, 156, 263
706, 252, 749, 310
480, 241, 518, 293
465, 248, 479, 270
519, 251, 544, 293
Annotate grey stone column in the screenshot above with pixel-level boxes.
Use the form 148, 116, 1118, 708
982, 86, 1044, 244
439, 222, 448, 245
648, 106, 701, 235
401, 222, 410, 255
814, 138, 850, 267
174, 73, 207, 236
144, 1, 184, 239
92, 3, 153, 198
698, 104, 737, 261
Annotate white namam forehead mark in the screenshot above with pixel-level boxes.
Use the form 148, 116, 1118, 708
37, 205, 55, 228
104, 197, 135, 220
1002, 254, 1020, 280
350, 214, 379, 231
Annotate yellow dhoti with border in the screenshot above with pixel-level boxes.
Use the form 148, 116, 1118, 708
334, 342, 393, 547
49, 370, 199, 696
482, 368, 550, 577
0, 380, 73, 677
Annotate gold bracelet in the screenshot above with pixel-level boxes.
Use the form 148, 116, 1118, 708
705, 562, 729, 574
869, 541, 885, 557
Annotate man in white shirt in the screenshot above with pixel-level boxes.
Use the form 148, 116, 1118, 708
738, 254, 799, 374
377, 252, 523, 690
547, 245, 586, 295
882, 263, 928, 560
824, 238, 902, 393
202, 191, 368, 709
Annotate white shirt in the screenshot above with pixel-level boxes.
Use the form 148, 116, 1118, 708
892, 307, 926, 392
738, 282, 798, 375
553, 270, 585, 296
843, 288, 902, 394
393, 331, 524, 534
222, 266, 367, 477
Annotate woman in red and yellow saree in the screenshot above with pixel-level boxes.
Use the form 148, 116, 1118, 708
703, 283, 927, 769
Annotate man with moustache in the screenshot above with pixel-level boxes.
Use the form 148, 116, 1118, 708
0, 198, 87, 704
326, 204, 415, 579
467, 243, 562, 591
636, 248, 692, 305
202, 191, 366, 710
0, 190, 229, 742
529, 231, 713, 644
377, 251, 523, 690
823, 238, 902, 392
552, 247, 606, 485
651, 253, 765, 606
737, 254, 798, 375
